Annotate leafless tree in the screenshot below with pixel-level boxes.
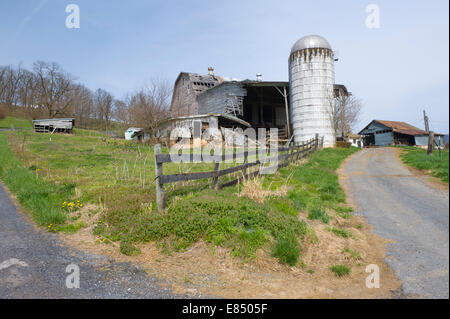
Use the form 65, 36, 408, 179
33, 61, 75, 118
0, 64, 24, 107
71, 84, 94, 128
328, 89, 362, 139
94, 88, 114, 131
127, 78, 171, 136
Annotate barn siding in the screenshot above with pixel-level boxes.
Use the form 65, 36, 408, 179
415, 135, 445, 147
374, 132, 393, 146
197, 83, 247, 115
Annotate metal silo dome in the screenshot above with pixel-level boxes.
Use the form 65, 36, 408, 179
290, 35, 332, 54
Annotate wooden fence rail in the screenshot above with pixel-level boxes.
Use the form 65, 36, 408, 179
154, 134, 324, 211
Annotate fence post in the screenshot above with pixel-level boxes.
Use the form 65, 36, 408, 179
212, 161, 220, 190
242, 150, 248, 179
154, 144, 166, 211
315, 133, 319, 151
427, 131, 434, 155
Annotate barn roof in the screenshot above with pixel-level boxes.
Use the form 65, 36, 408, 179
359, 120, 443, 136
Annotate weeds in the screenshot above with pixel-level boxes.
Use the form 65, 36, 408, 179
272, 231, 300, 266
308, 206, 330, 223
343, 248, 362, 260
328, 227, 352, 238
331, 264, 351, 277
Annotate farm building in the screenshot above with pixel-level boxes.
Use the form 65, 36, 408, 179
165, 35, 347, 146
168, 73, 348, 142
348, 133, 363, 148
358, 120, 444, 147
125, 127, 143, 140
33, 118, 75, 134
170, 69, 224, 118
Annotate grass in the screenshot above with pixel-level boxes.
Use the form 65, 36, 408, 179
328, 227, 352, 238
272, 231, 301, 266
397, 146, 449, 183
0, 117, 360, 265
330, 264, 351, 277
0, 133, 71, 226
0, 116, 33, 130
343, 248, 361, 260
307, 206, 330, 223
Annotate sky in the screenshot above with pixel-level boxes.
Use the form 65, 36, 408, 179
0, 0, 448, 133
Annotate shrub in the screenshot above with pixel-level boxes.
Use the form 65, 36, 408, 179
336, 141, 351, 148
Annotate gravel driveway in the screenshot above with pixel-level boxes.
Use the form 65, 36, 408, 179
0, 182, 186, 299
342, 147, 449, 298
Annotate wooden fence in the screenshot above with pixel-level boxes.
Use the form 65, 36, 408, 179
154, 134, 324, 211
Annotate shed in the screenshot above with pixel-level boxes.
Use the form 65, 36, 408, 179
33, 118, 75, 134
125, 127, 143, 140
358, 120, 444, 147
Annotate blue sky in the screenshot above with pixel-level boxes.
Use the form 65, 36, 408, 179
0, 0, 448, 133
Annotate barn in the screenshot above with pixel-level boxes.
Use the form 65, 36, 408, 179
168, 68, 348, 142
358, 120, 444, 147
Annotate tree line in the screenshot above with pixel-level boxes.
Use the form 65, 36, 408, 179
0, 61, 171, 134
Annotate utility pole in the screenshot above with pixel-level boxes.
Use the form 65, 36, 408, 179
424, 109, 433, 155
423, 110, 429, 132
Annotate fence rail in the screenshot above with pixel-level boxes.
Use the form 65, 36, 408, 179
154, 134, 324, 211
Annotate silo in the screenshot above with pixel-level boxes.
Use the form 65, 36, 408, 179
288, 35, 335, 147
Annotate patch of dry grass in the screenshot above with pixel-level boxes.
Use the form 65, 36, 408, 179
238, 177, 288, 203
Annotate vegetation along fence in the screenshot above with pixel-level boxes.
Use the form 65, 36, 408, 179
153, 134, 324, 211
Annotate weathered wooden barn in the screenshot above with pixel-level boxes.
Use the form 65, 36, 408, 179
170, 69, 224, 118
33, 118, 75, 134
167, 69, 348, 143
197, 80, 291, 138
358, 120, 444, 147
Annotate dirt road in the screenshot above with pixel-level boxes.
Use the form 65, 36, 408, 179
342, 148, 449, 298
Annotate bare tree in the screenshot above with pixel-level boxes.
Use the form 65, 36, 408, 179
71, 84, 94, 128
94, 88, 114, 131
0, 64, 24, 107
328, 88, 362, 139
127, 78, 171, 136
33, 61, 75, 118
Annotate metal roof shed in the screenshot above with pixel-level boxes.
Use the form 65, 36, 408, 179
33, 118, 75, 134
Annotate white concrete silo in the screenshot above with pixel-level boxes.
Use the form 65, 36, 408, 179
288, 35, 335, 147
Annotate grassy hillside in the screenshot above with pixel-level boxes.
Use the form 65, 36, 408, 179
398, 146, 449, 183
0, 119, 359, 267
0, 116, 33, 130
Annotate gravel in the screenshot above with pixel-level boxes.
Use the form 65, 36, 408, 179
343, 148, 449, 298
